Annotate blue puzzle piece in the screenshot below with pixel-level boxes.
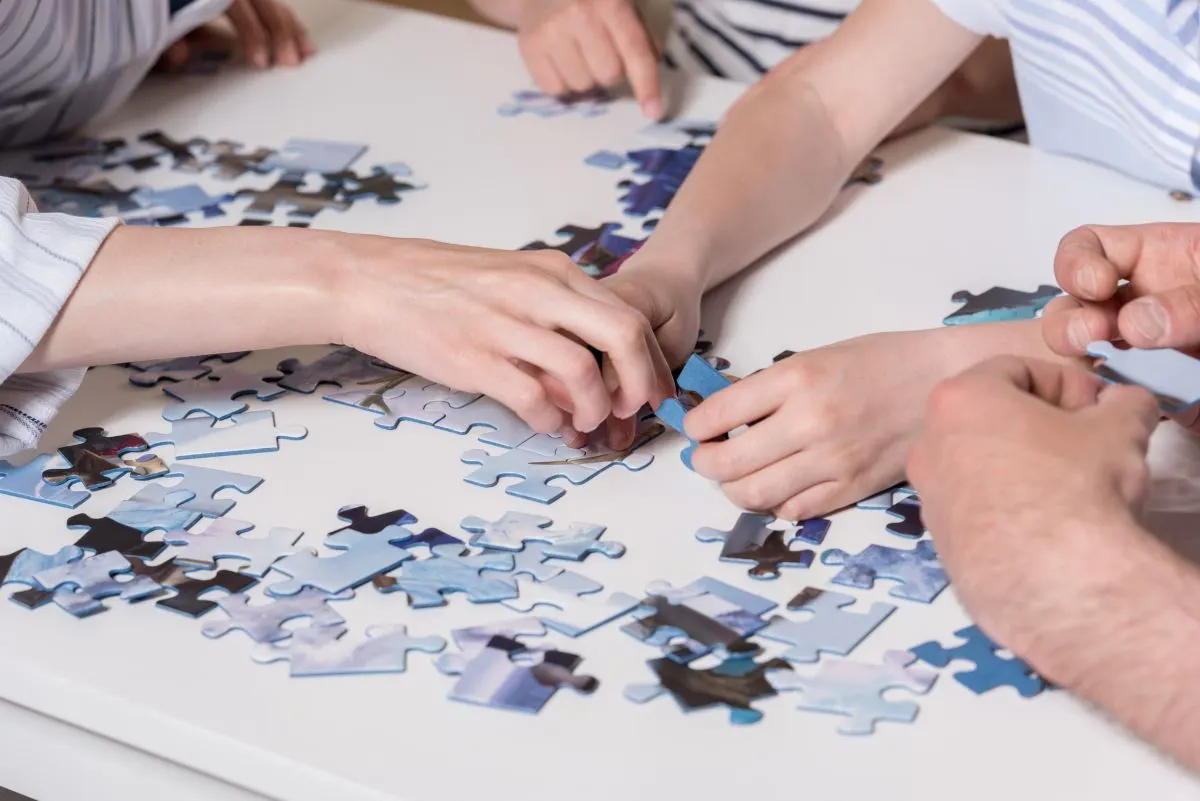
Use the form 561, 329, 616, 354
655, 354, 733, 470
821, 540, 948, 604
261, 138, 367, 174
1087, 340, 1200, 413
943, 284, 1061, 326
792, 518, 831, 546
911, 624, 1047, 697
266, 526, 415, 597
618, 178, 676, 217
107, 485, 201, 533
0, 454, 90, 508
377, 543, 517, 608
1, 546, 84, 589
584, 149, 628, 169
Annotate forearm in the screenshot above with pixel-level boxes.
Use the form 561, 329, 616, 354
631, 77, 850, 292
1026, 518, 1200, 773
21, 225, 341, 372
467, 0, 526, 28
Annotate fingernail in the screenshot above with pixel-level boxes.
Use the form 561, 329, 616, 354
642, 98, 663, 119
1067, 316, 1091, 352
1128, 299, 1167, 344
1077, 265, 1099, 298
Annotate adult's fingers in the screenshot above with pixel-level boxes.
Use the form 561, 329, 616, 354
1054, 225, 1146, 302
933, 356, 1104, 416
604, 0, 663, 118
1094, 383, 1161, 447
1041, 294, 1120, 356
226, 0, 270, 67
499, 318, 612, 433
1116, 285, 1200, 349
249, 0, 300, 65
472, 356, 566, 434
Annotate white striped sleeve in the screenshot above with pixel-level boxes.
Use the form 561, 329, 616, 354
0, 178, 119, 456
925, 0, 1011, 37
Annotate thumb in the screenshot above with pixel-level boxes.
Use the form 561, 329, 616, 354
1119, 285, 1200, 349
1094, 383, 1162, 449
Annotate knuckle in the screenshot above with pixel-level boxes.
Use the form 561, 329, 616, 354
562, 348, 599, 384
731, 481, 771, 512
510, 382, 549, 418
925, 378, 972, 422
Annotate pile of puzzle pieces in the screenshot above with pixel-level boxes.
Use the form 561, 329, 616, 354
0, 130, 422, 228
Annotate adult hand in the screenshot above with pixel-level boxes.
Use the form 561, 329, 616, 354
684, 328, 970, 520
1043, 223, 1200, 355
515, 0, 663, 119
906, 356, 1159, 660
160, 0, 314, 71
598, 259, 702, 447
333, 238, 675, 438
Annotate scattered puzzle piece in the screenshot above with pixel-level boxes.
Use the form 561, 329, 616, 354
441, 618, 548, 657
1087, 341, 1200, 413
331, 164, 420, 204
884, 497, 925, 539
437, 634, 597, 713
497, 88, 610, 118
126, 352, 250, 386
911, 624, 1047, 697
162, 517, 303, 577
501, 572, 639, 636
160, 370, 285, 421
0, 546, 84, 589
695, 513, 814, 579
624, 650, 792, 725
758, 587, 895, 663
155, 570, 258, 618
202, 588, 353, 642
622, 577, 775, 662
325, 377, 479, 430
821, 540, 948, 603
33, 551, 162, 617
271, 347, 399, 394
145, 410, 307, 459
106, 484, 201, 533
42, 427, 149, 490
0, 454, 90, 508
460, 511, 625, 561
238, 173, 350, 221
943, 284, 1061, 326
766, 650, 936, 735
145, 463, 263, 517
521, 222, 645, 278
266, 526, 415, 597
378, 543, 516, 607
253, 623, 445, 677
260, 138, 367, 174
429, 396, 537, 449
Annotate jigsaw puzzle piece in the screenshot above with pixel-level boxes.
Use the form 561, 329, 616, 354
124, 184, 233, 225
428, 396, 537, 449
126, 352, 250, 386
460, 446, 598, 504
884, 497, 925, 539
622, 577, 775, 662
271, 347, 399, 393
656, 354, 733, 469
42, 427, 149, 490
437, 634, 598, 713
379, 543, 517, 607
501, 572, 639, 636
855, 483, 916, 510
325, 377, 479, 430
160, 370, 286, 421
1086, 341, 1200, 413
202, 587, 352, 642
460, 511, 625, 562
583, 149, 628, 169
759, 587, 895, 663
442, 617, 548, 659
0, 546, 84, 589
943, 284, 1061, 326
33, 551, 162, 617
145, 410, 307, 459
145, 463, 263, 517
821, 540, 949, 603
0, 454, 90, 508
497, 88, 610, 117
624, 651, 791, 725
766, 650, 936, 735
106, 485, 200, 533
507, 541, 564, 582
521, 222, 645, 278
162, 517, 303, 577
260, 138, 367, 174
266, 527, 415, 597
253, 623, 445, 677
695, 513, 814, 579
911, 624, 1047, 697
331, 164, 420, 204
155, 570, 258, 618
205, 140, 274, 179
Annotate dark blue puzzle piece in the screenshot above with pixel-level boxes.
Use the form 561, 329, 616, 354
791, 518, 831, 546
911, 624, 1047, 697
943, 285, 1061, 326
884, 498, 924, 539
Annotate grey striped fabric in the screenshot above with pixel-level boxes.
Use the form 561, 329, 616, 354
0, 0, 228, 457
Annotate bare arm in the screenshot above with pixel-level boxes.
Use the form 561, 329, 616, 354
466, 0, 526, 28
629, 0, 983, 291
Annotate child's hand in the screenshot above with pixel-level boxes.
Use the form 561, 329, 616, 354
684, 329, 965, 520
160, 0, 314, 71
515, 0, 664, 119
602, 265, 702, 370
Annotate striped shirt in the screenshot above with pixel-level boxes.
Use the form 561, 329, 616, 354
932, 0, 1200, 193
664, 0, 858, 82
0, 0, 227, 457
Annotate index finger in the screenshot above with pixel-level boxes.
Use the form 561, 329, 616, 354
956, 355, 1106, 412
1054, 225, 1146, 302
604, 0, 663, 118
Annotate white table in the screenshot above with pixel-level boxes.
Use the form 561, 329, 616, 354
2, 2, 1198, 800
